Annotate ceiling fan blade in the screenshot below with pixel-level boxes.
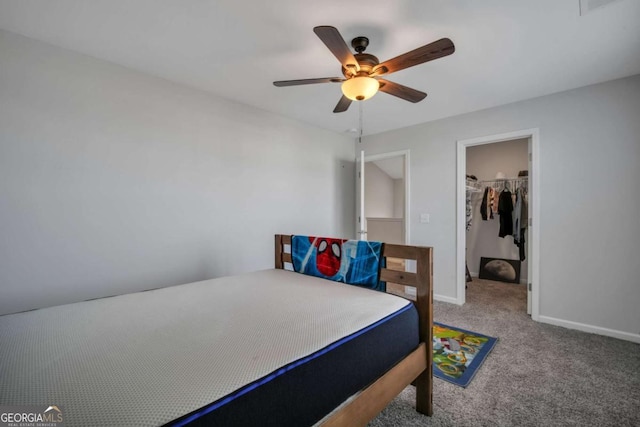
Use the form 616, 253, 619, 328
273, 77, 343, 87
369, 65, 389, 77
333, 95, 352, 113
313, 26, 360, 72
374, 38, 455, 76
378, 79, 427, 103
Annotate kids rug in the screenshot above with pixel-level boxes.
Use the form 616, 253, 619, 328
433, 322, 498, 387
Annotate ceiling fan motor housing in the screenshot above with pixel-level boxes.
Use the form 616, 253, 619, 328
340, 36, 380, 78
351, 36, 369, 53
342, 53, 380, 78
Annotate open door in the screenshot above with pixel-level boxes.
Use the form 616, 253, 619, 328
527, 140, 533, 315
357, 149, 413, 298
356, 150, 367, 241
357, 149, 410, 244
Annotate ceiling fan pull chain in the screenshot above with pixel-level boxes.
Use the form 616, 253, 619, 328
358, 101, 363, 144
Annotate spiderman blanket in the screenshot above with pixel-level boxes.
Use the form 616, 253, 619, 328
291, 236, 384, 291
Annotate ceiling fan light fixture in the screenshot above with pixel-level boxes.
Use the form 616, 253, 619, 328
341, 76, 379, 101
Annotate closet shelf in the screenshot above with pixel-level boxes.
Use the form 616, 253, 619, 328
480, 176, 528, 184
479, 176, 528, 192
466, 177, 482, 192
466, 184, 482, 192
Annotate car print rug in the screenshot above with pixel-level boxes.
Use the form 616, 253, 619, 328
433, 322, 498, 387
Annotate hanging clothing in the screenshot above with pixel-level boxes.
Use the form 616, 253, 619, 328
513, 188, 523, 243
521, 192, 529, 229
519, 192, 528, 260
498, 189, 513, 237
517, 228, 526, 261
465, 175, 477, 231
465, 174, 479, 285
480, 187, 494, 220
490, 188, 499, 215
466, 189, 473, 231
480, 187, 489, 220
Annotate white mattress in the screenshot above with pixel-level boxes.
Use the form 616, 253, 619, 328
0, 269, 410, 427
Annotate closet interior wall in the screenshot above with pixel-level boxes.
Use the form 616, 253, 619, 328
466, 138, 529, 283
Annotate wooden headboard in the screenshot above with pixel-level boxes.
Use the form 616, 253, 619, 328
274, 234, 434, 415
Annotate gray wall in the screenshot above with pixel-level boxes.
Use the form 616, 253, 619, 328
364, 162, 395, 218
360, 75, 640, 340
393, 178, 404, 219
466, 139, 529, 281
0, 30, 355, 315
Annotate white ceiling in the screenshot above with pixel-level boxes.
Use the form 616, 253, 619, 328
1, 0, 638, 136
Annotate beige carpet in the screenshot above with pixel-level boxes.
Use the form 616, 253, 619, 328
369, 278, 640, 426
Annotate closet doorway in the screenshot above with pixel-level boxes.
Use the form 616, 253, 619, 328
456, 129, 540, 320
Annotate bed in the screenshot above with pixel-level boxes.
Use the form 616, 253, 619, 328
0, 234, 433, 426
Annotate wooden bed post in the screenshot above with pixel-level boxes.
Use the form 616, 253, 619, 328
275, 234, 284, 269
375, 243, 434, 417
274, 234, 292, 270
414, 247, 434, 416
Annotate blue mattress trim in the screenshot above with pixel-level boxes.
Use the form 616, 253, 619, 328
171, 301, 414, 427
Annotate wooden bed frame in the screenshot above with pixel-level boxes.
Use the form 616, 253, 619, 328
274, 234, 434, 426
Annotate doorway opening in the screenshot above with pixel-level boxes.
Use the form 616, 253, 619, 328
356, 150, 410, 244
356, 150, 411, 296
457, 129, 540, 320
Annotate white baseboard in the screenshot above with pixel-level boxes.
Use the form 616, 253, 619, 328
538, 315, 640, 344
434, 294, 461, 305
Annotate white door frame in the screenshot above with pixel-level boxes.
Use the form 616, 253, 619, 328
356, 149, 411, 245
456, 129, 540, 321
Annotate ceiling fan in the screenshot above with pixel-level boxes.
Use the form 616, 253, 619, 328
273, 26, 455, 113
